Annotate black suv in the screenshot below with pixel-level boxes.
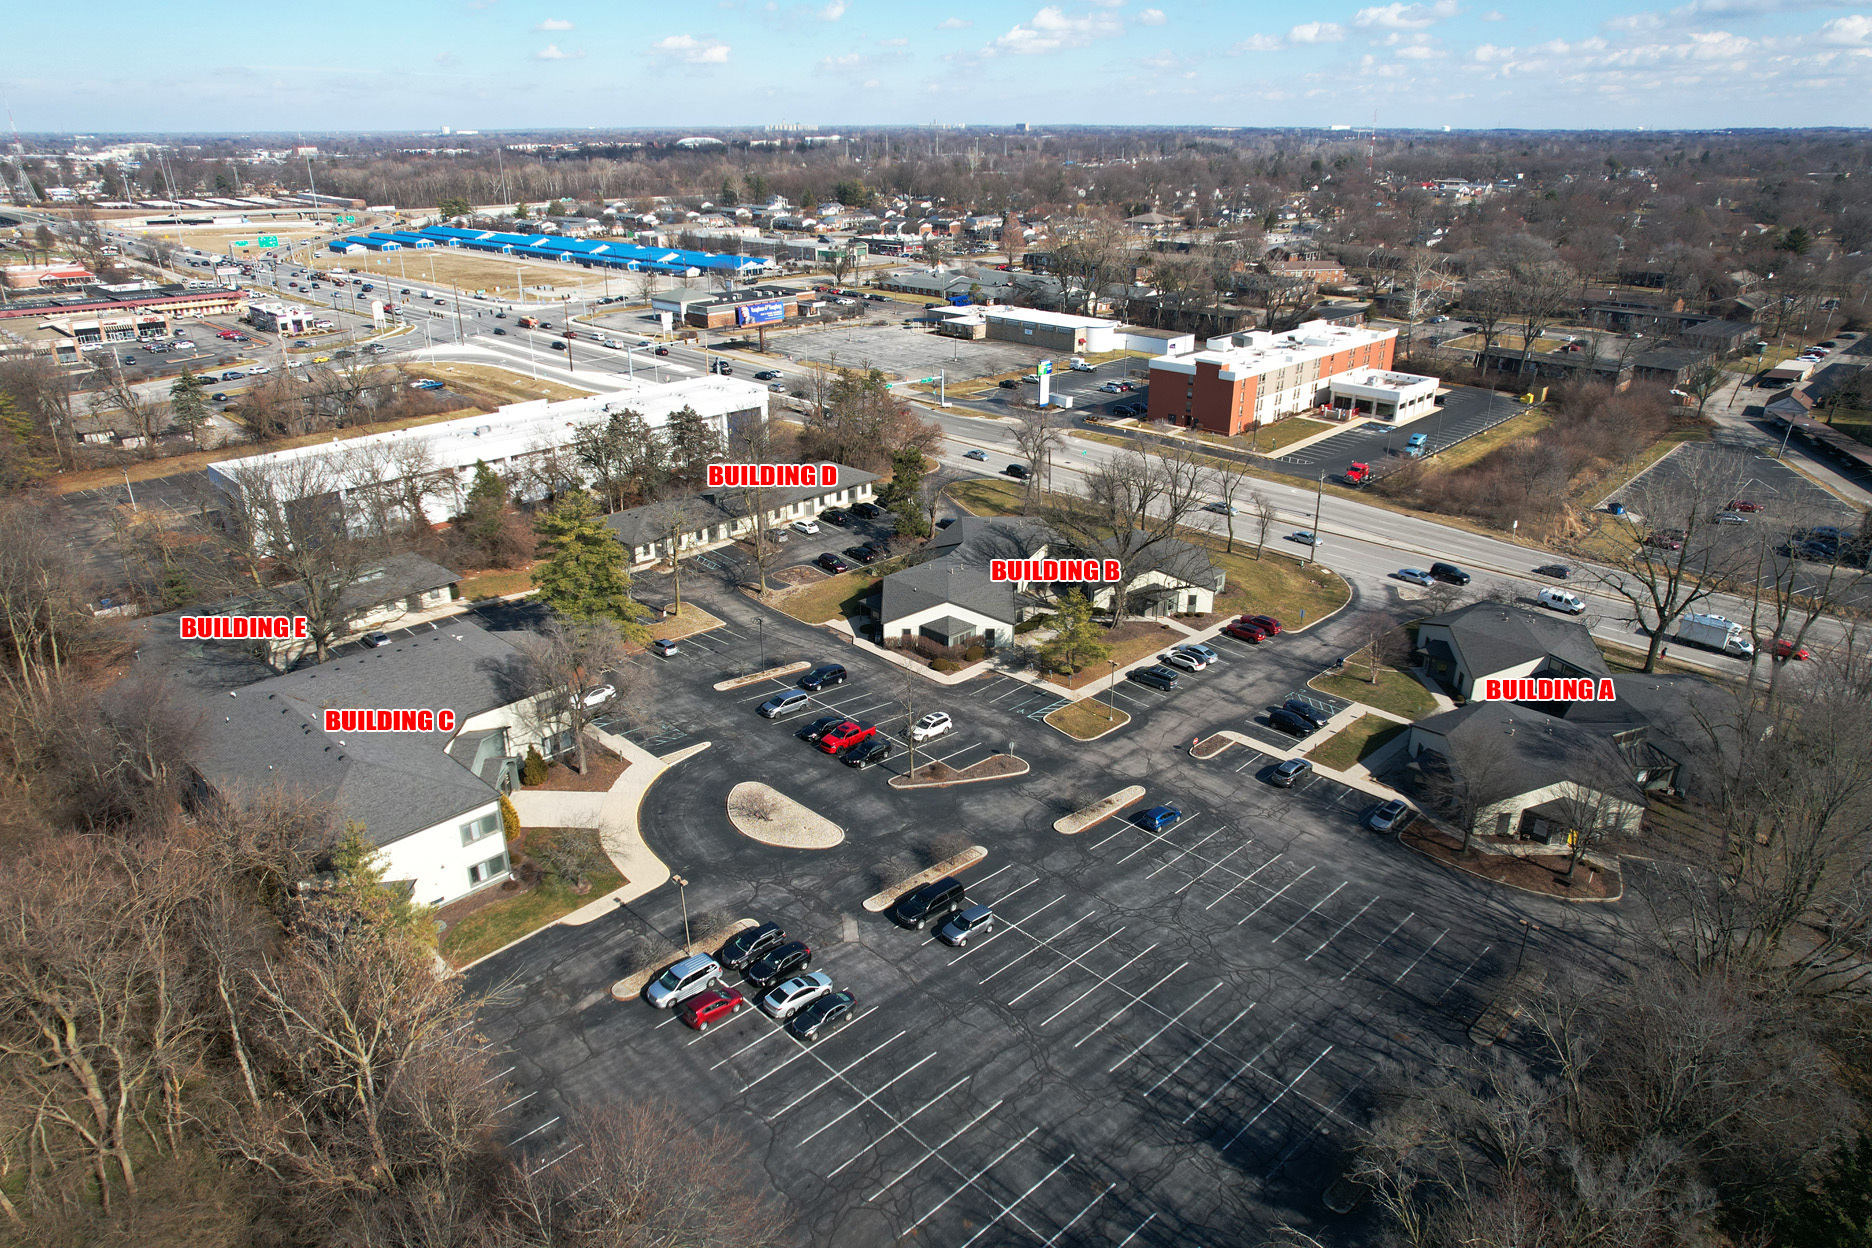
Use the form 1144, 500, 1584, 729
888, 877, 966, 930
718, 922, 786, 970
1429, 562, 1471, 586
800, 664, 847, 691
1127, 665, 1179, 691
1004, 463, 1031, 479
851, 501, 882, 519
745, 940, 812, 990
800, 715, 845, 744
821, 508, 850, 527
1269, 708, 1313, 737
1283, 698, 1332, 729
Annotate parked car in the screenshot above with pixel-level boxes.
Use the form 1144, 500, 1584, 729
1127, 665, 1179, 691
1223, 621, 1267, 643
1271, 758, 1314, 788
1289, 530, 1324, 546
816, 552, 849, 574
844, 545, 879, 565
817, 721, 876, 755
910, 711, 954, 742
800, 664, 847, 691
1241, 614, 1283, 636
581, 684, 615, 707
745, 942, 813, 991
1135, 805, 1183, 833
1369, 799, 1410, 833
821, 508, 850, 527
1534, 564, 1571, 579
788, 989, 857, 1040
1284, 698, 1332, 729
645, 954, 722, 1009
851, 502, 882, 519
758, 691, 812, 719
936, 904, 996, 947
1269, 708, 1313, 737
361, 631, 392, 648
650, 638, 680, 657
964, 448, 989, 461
1181, 642, 1220, 664
211, 392, 229, 401
843, 738, 895, 769
761, 972, 834, 1020
679, 987, 747, 1032
999, 379, 1020, 389
1021, 373, 1040, 383
1644, 533, 1684, 551
1429, 562, 1471, 585
1726, 499, 1764, 513
888, 877, 967, 930
1715, 511, 1750, 525
718, 922, 787, 970
1161, 649, 1207, 672
791, 518, 820, 535
1394, 568, 1435, 586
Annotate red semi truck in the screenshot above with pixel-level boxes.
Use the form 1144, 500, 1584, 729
1343, 462, 1372, 486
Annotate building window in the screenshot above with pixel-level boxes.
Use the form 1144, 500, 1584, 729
468, 852, 509, 886
460, 812, 500, 847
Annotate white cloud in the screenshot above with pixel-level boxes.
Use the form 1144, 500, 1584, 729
821, 51, 863, 67
653, 33, 731, 62
989, 5, 1124, 54
878, 36, 908, 45
534, 42, 581, 58
938, 16, 972, 28
434, 51, 460, 66
534, 17, 572, 30
1674, 0, 1854, 15
1472, 41, 1515, 60
1816, 12, 1872, 41
1482, 9, 1505, 17
1606, 11, 1667, 31
818, 0, 846, 18
1231, 33, 1284, 51
1287, 20, 1346, 42
1353, 0, 1458, 29
1139, 7, 1167, 24
1395, 42, 1441, 57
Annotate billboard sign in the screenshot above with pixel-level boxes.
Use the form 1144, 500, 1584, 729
735, 299, 786, 327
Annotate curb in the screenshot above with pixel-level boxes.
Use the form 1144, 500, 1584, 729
1043, 704, 1130, 741
887, 754, 1029, 789
862, 846, 988, 912
609, 918, 758, 1003
726, 781, 844, 848
1191, 734, 1237, 761
1054, 784, 1147, 836
714, 661, 811, 691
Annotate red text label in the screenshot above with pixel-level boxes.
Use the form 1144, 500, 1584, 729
181, 615, 310, 640
1481, 678, 1617, 702
323, 708, 458, 733
706, 463, 840, 488
989, 559, 1122, 583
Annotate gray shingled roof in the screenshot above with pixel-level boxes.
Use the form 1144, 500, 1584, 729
1422, 602, 1610, 681
1413, 701, 1646, 805
184, 619, 532, 847
604, 462, 879, 550
879, 561, 1018, 628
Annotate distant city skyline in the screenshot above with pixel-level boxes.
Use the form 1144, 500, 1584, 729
8, 0, 1870, 133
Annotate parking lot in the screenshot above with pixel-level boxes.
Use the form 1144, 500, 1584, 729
463, 585, 1620, 1246
776, 317, 1052, 385
1263, 386, 1526, 482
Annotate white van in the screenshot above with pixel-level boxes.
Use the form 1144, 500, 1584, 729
1538, 587, 1586, 615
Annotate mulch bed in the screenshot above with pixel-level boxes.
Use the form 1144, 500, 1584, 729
1401, 823, 1620, 900
889, 754, 1029, 789
524, 746, 628, 793
772, 566, 824, 587
1192, 733, 1237, 760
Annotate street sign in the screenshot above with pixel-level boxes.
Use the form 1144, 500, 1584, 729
232, 239, 251, 247
258, 234, 278, 248
342, 215, 356, 224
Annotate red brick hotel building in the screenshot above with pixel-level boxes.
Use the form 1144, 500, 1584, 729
1146, 320, 1399, 436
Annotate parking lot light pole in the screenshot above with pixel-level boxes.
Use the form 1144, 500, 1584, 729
1106, 659, 1119, 720
757, 618, 766, 670
672, 874, 692, 952
1515, 918, 1541, 974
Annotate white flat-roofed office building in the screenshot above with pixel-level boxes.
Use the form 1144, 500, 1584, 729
208, 374, 768, 528
1326, 367, 1440, 424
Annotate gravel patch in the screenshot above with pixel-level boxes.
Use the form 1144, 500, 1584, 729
886, 753, 1029, 789
1053, 784, 1147, 835
713, 661, 811, 691
725, 781, 845, 849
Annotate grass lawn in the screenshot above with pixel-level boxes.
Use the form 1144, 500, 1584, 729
1307, 715, 1409, 772
771, 556, 906, 624
1045, 698, 1131, 739
1825, 408, 1872, 449
458, 567, 534, 600
950, 477, 1032, 516
1310, 661, 1438, 719
1044, 621, 1181, 689
1200, 541, 1351, 628
1196, 417, 1332, 454
438, 828, 623, 968
1426, 406, 1553, 473
405, 361, 592, 404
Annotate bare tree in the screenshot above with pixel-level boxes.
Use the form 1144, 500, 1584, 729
1009, 405, 1067, 501
640, 490, 707, 616
512, 616, 627, 775
1245, 487, 1277, 561
1396, 250, 1452, 360
1045, 442, 1205, 628
1207, 460, 1252, 553
1461, 268, 1515, 359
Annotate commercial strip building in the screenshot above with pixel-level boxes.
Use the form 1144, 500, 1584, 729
603, 463, 880, 566
1146, 320, 1400, 436
247, 300, 320, 335
924, 303, 1195, 356
412, 226, 773, 278
1325, 368, 1440, 422
208, 374, 769, 529
0, 281, 252, 363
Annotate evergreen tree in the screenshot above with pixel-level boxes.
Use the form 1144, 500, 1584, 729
1038, 590, 1112, 675
720, 178, 739, 206
0, 393, 50, 489
573, 408, 666, 510
169, 368, 210, 444
532, 490, 650, 636
521, 746, 549, 786
438, 194, 471, 218
459, 459, 509, 557
663, 405, 721, 485
876, 447, 932, 538
314, 821, 438, 951
1777, 1130, 1872, 1248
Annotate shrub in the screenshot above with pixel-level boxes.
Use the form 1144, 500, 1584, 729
931, 658, 961, 673
1015, 612, 1055, 635
963, 644, 986, 662
521, 746, 548, 786
498, 793, 521, 838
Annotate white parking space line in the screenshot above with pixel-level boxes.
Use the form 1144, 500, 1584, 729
1435, 945, 1493, 1002
1042, 1183, 1117, 1246
479, 1064, 516, 1086
1218, 1044, 1336, 1153
1073, 961, 1187, 1049
950, 893, 1065, 965
826, 1077, 973, 1180
1089, 818, 1144, 850
1146, 827, 1225, 879
1339, 912, 1415, 982
866, 1101, 1007, 1199
945, 1149, 1076, 1246
1005, 928, 1127, 1005
738, 1044, 813, 1093
978, 911, 1097, 983
1039, 944, 1159, 1026
1108, 983, 1224, 1073
504, 1114, 558, 1147
1180, 1022, 1295, 1123
1304, 896, 1378, 962
1391, 929, 1447, 985
1116, 819, 1200, 866
901, 1127, 1044, 1234
766, 1032, 909, 1120
497, 1089, 536, 1114
923, 740, 985, 768
1143, 1004, 1256, 1097
1115, 1212, 1159, 1246
1174, 840, 1253, 894
975, 876, 1036, 911
969, 862, 1017, 892
1235, 864, 1315, 924
1269, 882, 1349, 944
795, 1053, 938, 1145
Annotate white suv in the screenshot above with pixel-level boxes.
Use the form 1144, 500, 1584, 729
910, 711, 954, 742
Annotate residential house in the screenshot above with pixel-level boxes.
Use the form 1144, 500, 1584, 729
1415, 601, 1611, 701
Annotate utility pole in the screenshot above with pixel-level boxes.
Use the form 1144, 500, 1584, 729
1307, 472, 1324, 565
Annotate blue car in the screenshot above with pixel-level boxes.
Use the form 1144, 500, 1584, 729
1135, 805, 1183, 833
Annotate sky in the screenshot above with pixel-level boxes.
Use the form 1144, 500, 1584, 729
7, 0, 1870, 134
